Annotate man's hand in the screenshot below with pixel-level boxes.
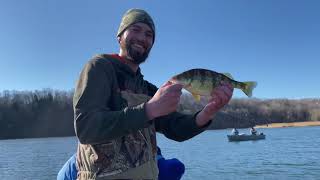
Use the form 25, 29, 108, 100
196, 82, 234, 127
146, 81, 183, 120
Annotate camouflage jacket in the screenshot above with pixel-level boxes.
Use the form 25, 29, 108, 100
73, 54, 210, 179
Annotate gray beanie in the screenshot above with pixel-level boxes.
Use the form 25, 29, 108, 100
117, 8, 155, 42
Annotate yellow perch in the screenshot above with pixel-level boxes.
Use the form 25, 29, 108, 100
170, 68, 257, 101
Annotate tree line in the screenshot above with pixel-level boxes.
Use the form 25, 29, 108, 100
0, 89, 319, 139
0, 89, 74, 139
178, 94, 320, 129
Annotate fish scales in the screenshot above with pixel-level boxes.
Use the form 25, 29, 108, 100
170, 68, 257, 101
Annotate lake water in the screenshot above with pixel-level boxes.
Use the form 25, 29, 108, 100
0, 126, 319, 180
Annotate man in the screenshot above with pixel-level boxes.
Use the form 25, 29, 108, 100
73, 8, 233, 179
232, 128, 239, 135
251, 127, 257, 135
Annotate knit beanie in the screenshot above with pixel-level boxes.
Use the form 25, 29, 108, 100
117, 8, 155, 42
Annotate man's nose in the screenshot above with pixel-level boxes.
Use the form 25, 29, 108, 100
135, 31, 148, 42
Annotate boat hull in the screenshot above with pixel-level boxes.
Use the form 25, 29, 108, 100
227, 134, 266, 142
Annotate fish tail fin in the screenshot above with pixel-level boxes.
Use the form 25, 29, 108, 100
241, 81, 257, 97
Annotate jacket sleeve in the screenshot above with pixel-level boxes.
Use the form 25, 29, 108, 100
155, 111, 212, 142
73, 59, 150, 144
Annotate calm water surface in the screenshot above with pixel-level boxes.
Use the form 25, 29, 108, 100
0, 126, 319, 180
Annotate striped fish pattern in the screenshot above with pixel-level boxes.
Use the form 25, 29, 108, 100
170, 68, 257, 101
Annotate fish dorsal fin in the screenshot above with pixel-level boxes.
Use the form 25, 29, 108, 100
223, 73, 233, 79
191, 93, 201, 102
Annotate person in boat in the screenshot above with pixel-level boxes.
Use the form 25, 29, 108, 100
250, 127, 257, 135
157, 147, 185, 180
231, 128, 239, 135
57, 146, 185, 180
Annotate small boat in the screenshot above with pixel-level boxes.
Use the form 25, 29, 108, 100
227, 133, 266, 142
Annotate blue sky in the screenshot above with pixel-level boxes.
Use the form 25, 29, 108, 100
1, 0, 319, 99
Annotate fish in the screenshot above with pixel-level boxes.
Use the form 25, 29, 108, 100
169, 68, 257, 101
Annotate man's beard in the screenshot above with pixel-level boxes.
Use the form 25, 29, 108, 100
123, 39, 151, 65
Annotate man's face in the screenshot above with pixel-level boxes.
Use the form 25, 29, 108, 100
119, 22, 154, 64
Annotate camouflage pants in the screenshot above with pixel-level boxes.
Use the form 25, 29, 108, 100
77, 153, 158, 180
95, 159, 158, 180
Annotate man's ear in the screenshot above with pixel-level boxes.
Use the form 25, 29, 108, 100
117, 36, 121, 44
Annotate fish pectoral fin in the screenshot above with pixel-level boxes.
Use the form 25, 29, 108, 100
191, 93, 201, 102
223, 73, 234, 80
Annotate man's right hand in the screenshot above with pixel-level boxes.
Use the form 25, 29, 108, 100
145, 81, 183, 120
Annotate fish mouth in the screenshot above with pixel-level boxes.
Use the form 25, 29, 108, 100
169, 77, 178, 84
169, 77, 187, 88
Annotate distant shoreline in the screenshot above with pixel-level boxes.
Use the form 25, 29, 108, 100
255, 121, 320, 128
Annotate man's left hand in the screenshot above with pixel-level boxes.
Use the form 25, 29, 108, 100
195, 82, 234, 127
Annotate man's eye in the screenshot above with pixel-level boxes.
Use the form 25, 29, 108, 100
146, 33, 153, 38
132, 28, 139, 32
